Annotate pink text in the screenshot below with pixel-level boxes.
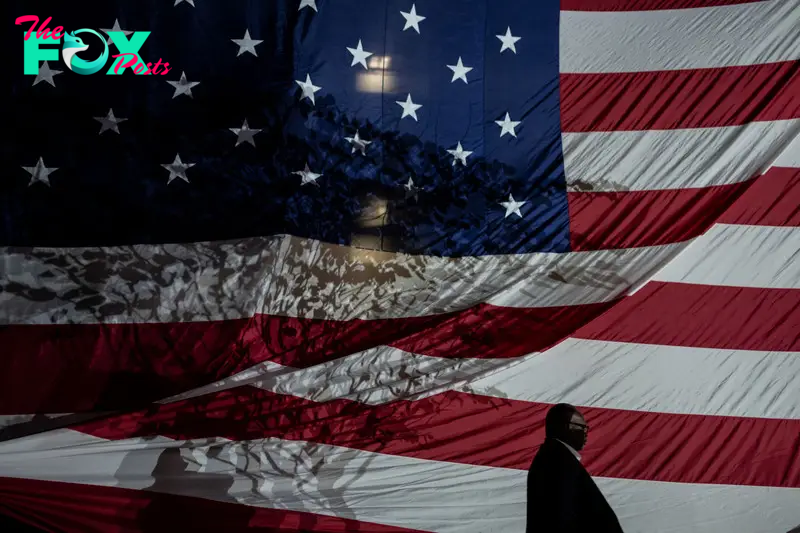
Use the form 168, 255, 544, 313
15, 15, 64, 41
111, 53, 172, 76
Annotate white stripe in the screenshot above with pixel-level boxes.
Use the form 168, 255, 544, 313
773, 134, 800, 168
1, 431, 797, 533
0, 235, 684, 324
653, 224, 800, 288
0, 413, 72, 430
0, 415, 37, 429
562, 120, 800, 192
162, 346, 516, 405
560, 1, 800, 73
164, 334, 800, 421
463, 338, 800, 420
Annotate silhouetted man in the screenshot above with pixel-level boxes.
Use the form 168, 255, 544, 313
526, 403, 623, 533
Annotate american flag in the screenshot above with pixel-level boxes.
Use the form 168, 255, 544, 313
1, 0, 799, 531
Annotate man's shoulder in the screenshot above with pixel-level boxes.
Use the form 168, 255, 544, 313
528, 438, 574, 471
536, 438, 565, 456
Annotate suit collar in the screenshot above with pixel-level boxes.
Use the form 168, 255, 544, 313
555, 438, 582, 462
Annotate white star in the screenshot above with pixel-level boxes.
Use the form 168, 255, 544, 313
21, 157, 57, 187
161, 154, 195, 184
293, 163, 322, 186
447, 57, 473, 84
497, 27, 521, 54
396, 93, 422, 121
231, 29, 263, 57
94, 108, 128, 135
345, 130, 371, 155
447, 142, 472, 167
32, 61, 62, 87
167, 71, 200, 98
400, 4, 425, 33
229, 119, 262, 147
347, 40, 373, 69
100, 19, 133, 45
404, 177, 421, 200
495, 112, 521, 138
500, 194, 527, 218
174, 0, 195, 6
295, 74, 322, 105
299, 0, 318, 11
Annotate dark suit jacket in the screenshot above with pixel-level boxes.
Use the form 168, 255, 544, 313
526, 438, 623, 533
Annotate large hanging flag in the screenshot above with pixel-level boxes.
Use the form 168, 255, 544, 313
1, 0, 799, 531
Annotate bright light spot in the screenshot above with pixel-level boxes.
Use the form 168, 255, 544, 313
356, 196, 388, 228
357, 72, 394, 93
369, 56, 390, 69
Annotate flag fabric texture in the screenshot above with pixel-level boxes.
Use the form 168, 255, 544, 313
1, 0, 799, 531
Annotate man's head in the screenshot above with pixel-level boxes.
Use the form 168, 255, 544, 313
545, 403, 588, 451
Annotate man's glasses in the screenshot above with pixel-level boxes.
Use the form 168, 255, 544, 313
569, 422, 589, 433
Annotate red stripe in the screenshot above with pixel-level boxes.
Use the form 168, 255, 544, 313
0, 302, 612, 414
575, 282, 800, 351
560, 62, 799, 132
567, 179, 751, 250
560, 0, 767, 11
0, 476, 421, 533
568, 166, 800, 250
718, 167, 800, 226
71, 387, 800, 488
